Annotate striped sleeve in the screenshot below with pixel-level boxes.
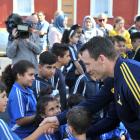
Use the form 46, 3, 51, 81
0, 119, 20, 140
120, 62, 140, 105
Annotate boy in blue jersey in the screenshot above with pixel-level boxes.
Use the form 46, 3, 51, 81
67, 106, 92, 140
130, 32, 140, 61
51, 43, 70, 110
60, 94, 86, 140
31, 51, 57, 99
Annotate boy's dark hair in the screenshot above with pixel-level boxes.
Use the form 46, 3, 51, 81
113, 35, 126, 42
34, 95, 58, 126
67, 94, 85, 108
130, 32, 140, 42
38, 86, 52, 99
67, 106, 91, 134
61, 29, 70, 44
39, 51, 57, 65
134, 15, 140, 22
1, 60, 34, 93
80, 36, 117, 60
0, 81, 6, 93
51, 43, 69, 57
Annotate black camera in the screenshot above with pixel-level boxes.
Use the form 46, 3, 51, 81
5, 13, 32, 39
16, 22, 32, 38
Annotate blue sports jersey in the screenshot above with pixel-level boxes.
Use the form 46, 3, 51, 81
60, 124, 77, 140
8, 82, 37, 139
0, 119, 21, 140
71, 73, 99, 98
68, 44, 78, 62
31, 74, 52, 98
37, 134, 56, 140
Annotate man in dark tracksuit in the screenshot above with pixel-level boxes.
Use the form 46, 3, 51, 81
41, 37, 140, 140
80, 37, 140, 139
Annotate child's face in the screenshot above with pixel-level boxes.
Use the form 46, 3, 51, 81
69, 32, 79, 44
132, 38, 140, 50
44, 100, 61, 117
0, 91, 8, 112
18, 68, 35, 87
58, 51, 70, 66
39, 64, 56, 79
114, 41, 126, 54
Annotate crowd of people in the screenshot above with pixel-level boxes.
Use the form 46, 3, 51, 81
0, 10, 140, 140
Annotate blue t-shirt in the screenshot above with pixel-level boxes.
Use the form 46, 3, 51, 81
8, 82, 37, 138
0, 119, 21, 140
37, 134, 56, 140
60, 124, 77, 140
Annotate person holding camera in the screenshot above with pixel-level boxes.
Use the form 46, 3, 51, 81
6, 13, 43, 73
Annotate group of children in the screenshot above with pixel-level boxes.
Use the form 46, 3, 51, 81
1, 19, 140, 140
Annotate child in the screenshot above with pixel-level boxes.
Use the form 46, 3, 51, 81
109, 35, 127, 58
67, 106, 92, 140
0, 80, 57, 140
61, 25, 84, 75
51, 43, 71, 110
34, 94, 61, 140
2, 60, 37, 138
60, 94, 86, 140
51, 43, 70, 72
130, 32, 140, 61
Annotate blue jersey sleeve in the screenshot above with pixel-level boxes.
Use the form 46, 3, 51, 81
0, 119, 21, 140
8, 88, 26, 120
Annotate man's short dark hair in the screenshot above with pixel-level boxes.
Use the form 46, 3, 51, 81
39, 51, 57, 65
51, 43, 69, 57
130, 32, 140, 42
80, 36, 117, 60
67, 106, 91, 135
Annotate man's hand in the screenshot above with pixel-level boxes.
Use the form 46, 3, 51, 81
12, 28, 18, 38
39, 116, 59, 134
39, 122, 58, 134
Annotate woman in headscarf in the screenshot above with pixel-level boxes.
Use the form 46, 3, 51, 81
48, 13, 67, 47
82, 15, 103, 42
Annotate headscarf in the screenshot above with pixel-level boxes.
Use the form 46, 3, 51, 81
82, 15, 96, 31
53, 14, 65, 33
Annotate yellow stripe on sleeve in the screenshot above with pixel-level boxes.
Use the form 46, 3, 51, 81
120, 64, 140, 105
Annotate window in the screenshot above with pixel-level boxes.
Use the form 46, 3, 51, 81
90, 0, 113, 17
13, 0, 34, 16
138, 0, 140, 14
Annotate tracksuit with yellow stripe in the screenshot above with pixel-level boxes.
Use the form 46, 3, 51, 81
114, 57, 140, 139
57, 57, 140, 139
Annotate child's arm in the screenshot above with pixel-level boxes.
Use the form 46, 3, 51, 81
16, 115, 35, 126
24, 122, 57, 140
74, 60, 84, 74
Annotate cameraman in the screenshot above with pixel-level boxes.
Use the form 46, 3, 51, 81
6, 13, 43, 73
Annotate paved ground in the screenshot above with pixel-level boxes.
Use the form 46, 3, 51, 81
0, 57, 12, 76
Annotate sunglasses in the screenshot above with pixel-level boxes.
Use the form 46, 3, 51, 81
98, 19, 105, 22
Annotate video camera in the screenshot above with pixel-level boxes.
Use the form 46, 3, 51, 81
5, 13, 32, 39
